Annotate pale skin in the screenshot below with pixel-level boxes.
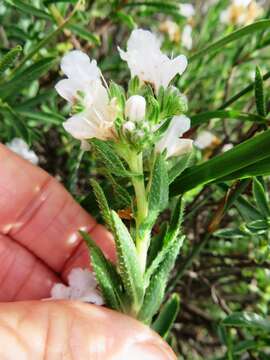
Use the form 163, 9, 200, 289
0, 144, 176, 359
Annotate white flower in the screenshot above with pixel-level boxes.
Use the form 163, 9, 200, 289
125, 95, 146, 122
55, 50, 117, 141
220, 0, 262, 25
179, 3, 195, 18
156, 115, 193, 158
118, 29, 187, 93
194, 131, 216, 150
6, 138, 38, 165
159, 20, 180, 43
51, 268, 104, 305
182, 25, 193, 50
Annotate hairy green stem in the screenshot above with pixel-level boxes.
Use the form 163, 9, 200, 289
128, 151, 149, 272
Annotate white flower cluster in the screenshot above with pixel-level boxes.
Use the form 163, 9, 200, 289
55, 51, 117, 142
51, 268, 104, 305
56, 29, 193, 159
6, 138, 39, 165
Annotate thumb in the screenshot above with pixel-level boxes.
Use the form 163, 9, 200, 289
0, 301, 176, 359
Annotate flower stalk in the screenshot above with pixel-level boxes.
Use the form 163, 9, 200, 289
55, 28, 193, 323
128, 151, 149, 272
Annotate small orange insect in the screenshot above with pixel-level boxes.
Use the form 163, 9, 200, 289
117, 208, 133, 220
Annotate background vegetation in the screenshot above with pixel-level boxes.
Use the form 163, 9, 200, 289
1, 0, 270, 358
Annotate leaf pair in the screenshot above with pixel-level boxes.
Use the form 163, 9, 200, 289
139, 197, 184, 324
86, 179, 144, 314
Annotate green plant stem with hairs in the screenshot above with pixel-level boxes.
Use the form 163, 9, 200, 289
115, 144, 150, 273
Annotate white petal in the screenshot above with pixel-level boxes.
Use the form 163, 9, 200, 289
68, 268, 97, 291
118, 46, 128, 61
156, 115, 191, 158
6, 138, 39, 165
126, 29, 161, 53
170, 115, 191, 137
235, 0, 251, 6
182, 25, 193, 50
179, 3, 195, 18
194, 131, 215, 149
80, 290, 104, 305
119, 28, 188, 92
61, 50, 100, 82
125, 95, 146, 122
161, 55, 188, 88
63, 114, 96, 140
220, 9, 230, 23
55, 79, 80, 103
171, 139, 193, 158
123, 121, 136, 132
50, 283, 71, 299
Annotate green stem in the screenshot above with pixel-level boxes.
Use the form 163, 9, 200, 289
128, 151, 149, 272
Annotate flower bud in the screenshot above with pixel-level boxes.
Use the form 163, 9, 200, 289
125, 95, 146, 122
123, 121, 136, 133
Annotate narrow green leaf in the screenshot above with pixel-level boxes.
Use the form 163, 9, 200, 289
214, 228, 246, 239
146, 197, 184, 284
4, 0, 51, 20
90, 179, 113, 230
80, 231, 123, 310
17, 110, 64, 125
148, 153, 169, 215
246, 219, 268, 232
0, 46, 22, 77
222, 312, 270, 332
255, 66, 266, 117
0, 102, 29, 142
68, 24, 101, 46
152, 293, 180, 338
235, 196, 262, 222
139, 235, 184, 323
218, 155, 270, 181
190, 20, 270, 62
44, 0, 77, 4
168, 151, 194, 184
252, 177, 270, 218
170, 130, 270, 195
219, 70, 270, 110
105, 172, 132, 208
113, 11, 136, 29
190, 110, 267, 127
111, 211, 144, 311
91, 139, 130, 177
0, 58, 56, 99
147, 222, 168, 268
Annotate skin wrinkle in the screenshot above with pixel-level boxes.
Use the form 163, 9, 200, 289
43, 305, 52, 360
12, 258, 38, 301
0, 301, 176, 359
21, 188, 96, 273
9, 176, 52, 237
0, 316, 29, 358
0, 236, 17, 291
8, 177, 96, 274
0, 234, 60, 301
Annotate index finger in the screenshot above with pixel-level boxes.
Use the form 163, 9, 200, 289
0, 144, 115, 277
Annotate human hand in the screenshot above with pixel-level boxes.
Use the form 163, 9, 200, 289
0, 144, 176, 359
